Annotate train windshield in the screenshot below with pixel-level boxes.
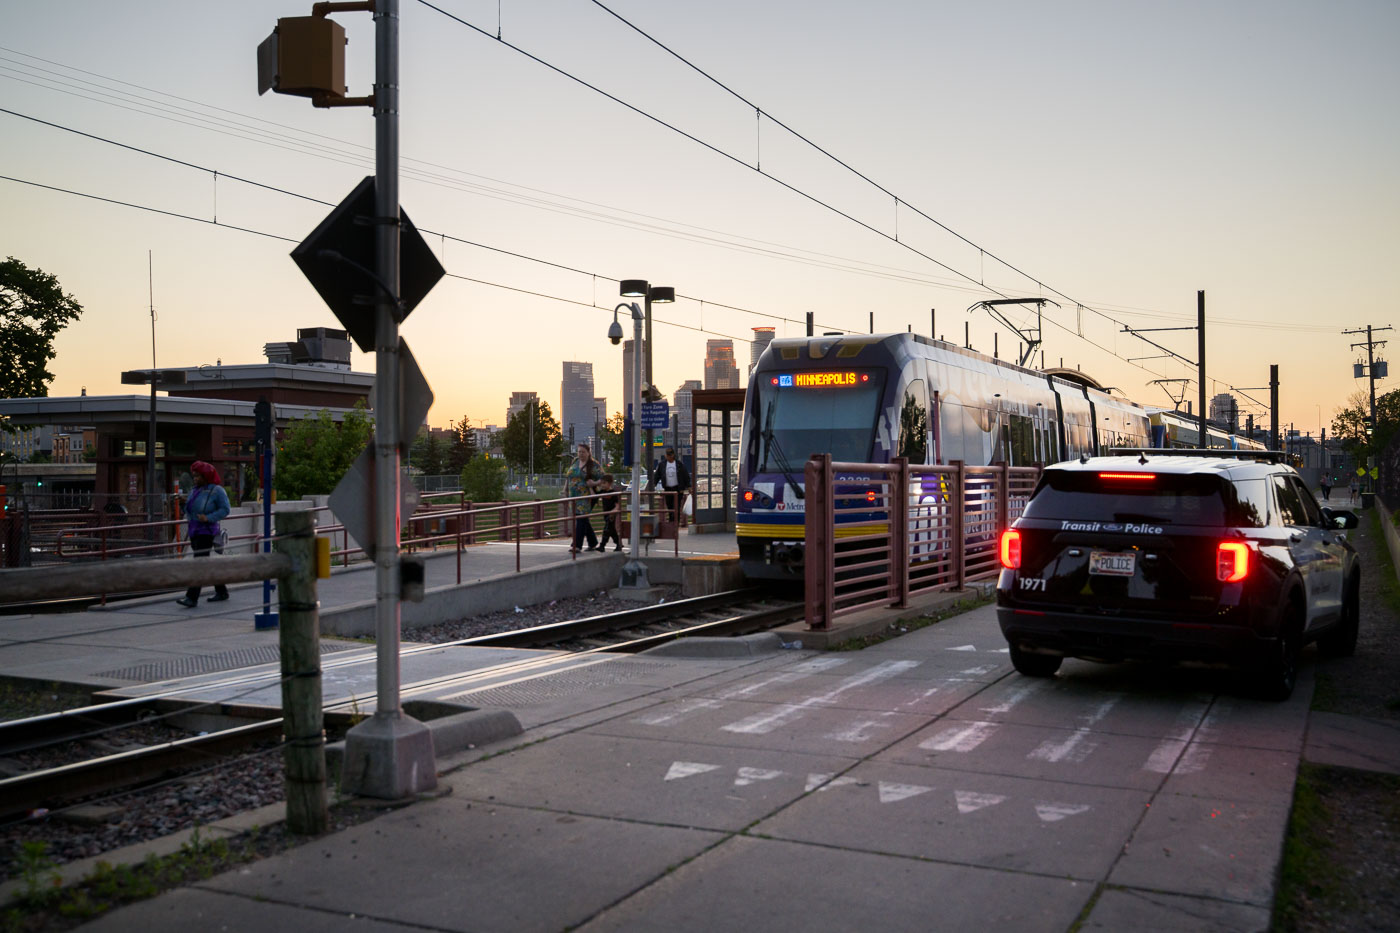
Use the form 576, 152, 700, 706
753, 371, 886, 469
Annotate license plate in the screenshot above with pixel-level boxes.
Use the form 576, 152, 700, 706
1088, 550, 1136, 576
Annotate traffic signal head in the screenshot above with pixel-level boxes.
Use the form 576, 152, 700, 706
1364, 415, 1375, 436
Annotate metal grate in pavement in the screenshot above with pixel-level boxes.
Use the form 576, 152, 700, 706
445, 658, 677, 707
96, 641, 359, 683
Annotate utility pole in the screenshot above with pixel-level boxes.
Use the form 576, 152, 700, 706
1344, 324, 1391, 493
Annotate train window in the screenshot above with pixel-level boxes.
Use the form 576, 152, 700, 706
1007, 414, 1034, 465
753, 371, 887, 468
898, 379, 928, 463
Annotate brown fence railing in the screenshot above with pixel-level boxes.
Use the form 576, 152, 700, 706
803, 454, 1041, 630
13, 485, 684, 596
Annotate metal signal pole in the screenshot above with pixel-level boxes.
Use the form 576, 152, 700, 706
341, 0, 436, 799
1197, 291, 1207, 447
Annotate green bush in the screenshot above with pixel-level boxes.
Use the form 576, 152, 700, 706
461, 453, 506, 503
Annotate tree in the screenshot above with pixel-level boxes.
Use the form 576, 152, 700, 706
445, 419, 477, 475
410, 431, 447, 476
460, 452, 506, 502
275, 401, 374, 500
1, 257, 84, 399
501, 400, 563, 473
601, 412, 625, 472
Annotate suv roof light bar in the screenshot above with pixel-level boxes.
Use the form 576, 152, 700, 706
1107, 448, 1290, 464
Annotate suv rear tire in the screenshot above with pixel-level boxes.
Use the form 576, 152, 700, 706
1009, 645, 1062, 677
1255, 603, 1302, 701
1318, 576, 1360, 658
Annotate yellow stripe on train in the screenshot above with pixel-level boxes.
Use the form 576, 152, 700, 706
736, 522, 889, 540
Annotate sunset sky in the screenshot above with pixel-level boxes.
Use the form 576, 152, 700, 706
3, 0, 1397, 437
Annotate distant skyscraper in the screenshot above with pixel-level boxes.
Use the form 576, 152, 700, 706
591, 396, 607, 450
673, 379, 702, 450
750, 327, 775, 373
560, 361, 595, 449
1209, 392, 1238, 430
704, 339, 740, 390
507, 391, 537, 424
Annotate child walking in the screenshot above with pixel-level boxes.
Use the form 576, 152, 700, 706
598, 473, 624, 552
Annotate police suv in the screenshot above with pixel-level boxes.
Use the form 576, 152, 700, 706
996, 450, 1360, 700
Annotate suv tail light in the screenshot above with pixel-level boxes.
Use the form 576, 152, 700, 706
1217, 541, 1250, 582
999, 529, 1022, 569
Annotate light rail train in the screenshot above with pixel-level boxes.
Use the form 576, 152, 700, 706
736, 332, 1257, 580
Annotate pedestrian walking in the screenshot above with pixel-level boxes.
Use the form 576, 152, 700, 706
566, 443, 601, 553
598, 473, 623, 552
1349, 477, 1360, 504
1320, 478, 1331, 501
175, 461, 230, 607
648, 447, 692, 524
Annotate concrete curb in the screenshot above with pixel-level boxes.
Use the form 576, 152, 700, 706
768, 582, 996, 650
641, 632, 786, 658
325, 707, 523, 781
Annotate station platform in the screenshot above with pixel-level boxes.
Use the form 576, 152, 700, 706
0, 531, 740, 691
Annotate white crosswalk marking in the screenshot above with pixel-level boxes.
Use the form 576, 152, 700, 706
664, 761, 721, 781
978, 680, 1046, 715
1143, 739, 1188, 774
734, 767, 784, 786
878, 781, 933, 804
1027, 696, 1118, 763
1174, 742, 1212, 774
635, 697, 722, 725
919, 720, 998, 753
947, 644, 978, 652
955, 790, 1007, 814
720, 660, 920, 734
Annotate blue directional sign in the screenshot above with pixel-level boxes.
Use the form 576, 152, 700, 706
640, 401, 670, 430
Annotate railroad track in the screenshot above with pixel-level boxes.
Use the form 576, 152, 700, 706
0, 588, 802, 818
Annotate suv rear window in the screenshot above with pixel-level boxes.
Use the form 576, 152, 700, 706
1023, 470, 1266, 527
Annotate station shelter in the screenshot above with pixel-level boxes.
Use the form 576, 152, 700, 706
688, 388, 745, 532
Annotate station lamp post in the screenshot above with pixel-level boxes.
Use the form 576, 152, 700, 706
619, 280, 673, 471
611, 301, 649, 589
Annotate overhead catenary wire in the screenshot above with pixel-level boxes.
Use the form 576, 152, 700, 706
410, 0, 1208, 380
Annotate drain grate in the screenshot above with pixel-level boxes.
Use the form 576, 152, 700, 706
446, 657, 676, 707
97, 641, 358, 683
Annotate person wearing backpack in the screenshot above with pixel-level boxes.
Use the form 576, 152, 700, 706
175, 460, 231, 607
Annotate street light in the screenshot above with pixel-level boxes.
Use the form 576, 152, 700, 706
614, 301, 649, 589
619, 279, 674, 471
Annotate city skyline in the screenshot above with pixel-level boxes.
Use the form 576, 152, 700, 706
1, 1, 1395, 437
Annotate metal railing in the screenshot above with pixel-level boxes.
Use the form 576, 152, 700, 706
803, 454, 1041, 630
30, 486, 686, 597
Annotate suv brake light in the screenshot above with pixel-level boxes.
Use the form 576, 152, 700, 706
1217, 541, 1250, 582
999, 529, 1021, 569
1099, 472, 1155, 482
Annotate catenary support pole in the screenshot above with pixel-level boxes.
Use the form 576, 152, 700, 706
1197, 290, 1207, 448
1270, 365, 1280, 453
275, 509, 327, 835
341, 0, 436, 800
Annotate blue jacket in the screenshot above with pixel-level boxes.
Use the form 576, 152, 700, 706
186, 483, 230, 537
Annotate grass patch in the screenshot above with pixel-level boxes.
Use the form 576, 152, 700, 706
1272, 764, 1344, 931
827, 590, 994, 651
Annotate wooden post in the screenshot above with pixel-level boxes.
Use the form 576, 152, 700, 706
275, 509, 328, 836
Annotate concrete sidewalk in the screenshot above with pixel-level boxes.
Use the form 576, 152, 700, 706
76, 603, 1329, 933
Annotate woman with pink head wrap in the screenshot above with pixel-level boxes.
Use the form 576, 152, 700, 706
175, 461, 231, 607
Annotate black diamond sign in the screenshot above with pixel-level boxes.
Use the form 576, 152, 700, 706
291, 176, 445, 352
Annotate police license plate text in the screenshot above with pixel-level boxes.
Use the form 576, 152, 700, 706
1088, 551, 1135, 576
